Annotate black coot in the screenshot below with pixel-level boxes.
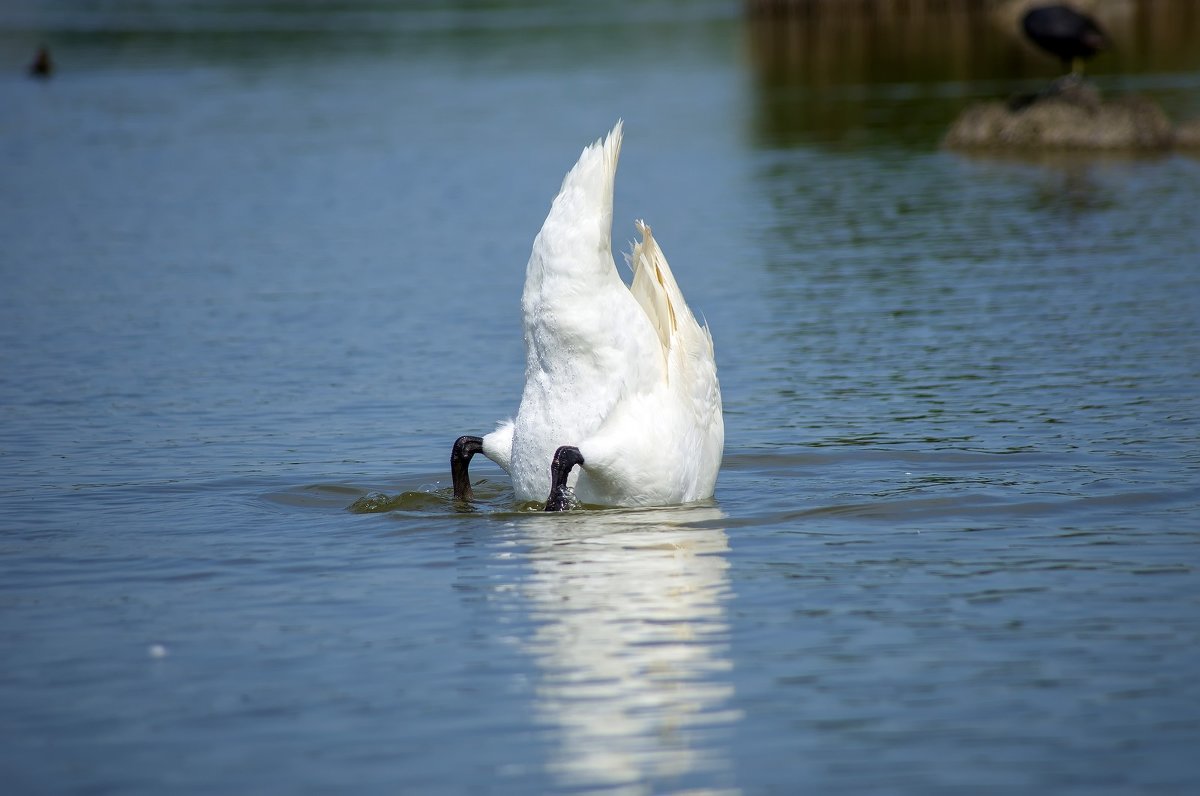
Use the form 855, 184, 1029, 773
1022, 4, 1109, 74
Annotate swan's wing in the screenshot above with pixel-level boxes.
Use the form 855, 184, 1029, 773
628, 220, 723, 454
628, 220, 710, 365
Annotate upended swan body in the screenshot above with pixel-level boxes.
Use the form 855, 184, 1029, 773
451, 121, 723, 510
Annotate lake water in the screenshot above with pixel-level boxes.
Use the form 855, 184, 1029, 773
2, 1, 1199, 793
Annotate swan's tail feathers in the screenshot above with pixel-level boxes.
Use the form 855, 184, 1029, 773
555, 119, 622, 205
629, 220, 706, 356
525, 121, 623, 291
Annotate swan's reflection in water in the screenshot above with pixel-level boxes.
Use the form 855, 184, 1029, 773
516, 505, 739, 794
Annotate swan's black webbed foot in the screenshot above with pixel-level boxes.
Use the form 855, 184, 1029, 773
451, 435, 484, 501
544, 445, 585, 512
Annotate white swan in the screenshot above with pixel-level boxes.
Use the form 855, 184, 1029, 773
451, 121, 723, 510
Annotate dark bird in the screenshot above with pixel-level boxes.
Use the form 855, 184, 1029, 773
28, 46, 53, 79
1022, 4, 1109, 75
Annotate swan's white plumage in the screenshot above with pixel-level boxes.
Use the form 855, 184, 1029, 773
481, 121, 723, 507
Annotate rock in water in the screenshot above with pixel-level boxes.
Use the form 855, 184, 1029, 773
944, 79, 1176, 151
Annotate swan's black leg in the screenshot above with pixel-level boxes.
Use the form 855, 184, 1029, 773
544, 446, 585, 512
451, 436, 484, 501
